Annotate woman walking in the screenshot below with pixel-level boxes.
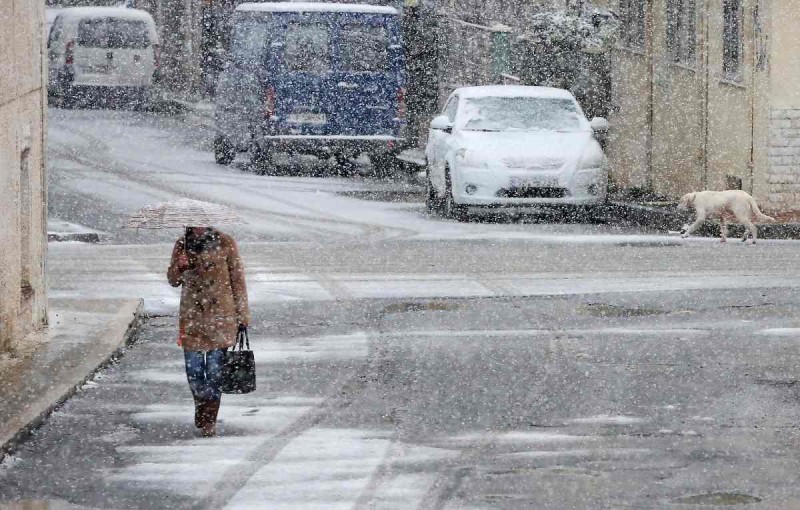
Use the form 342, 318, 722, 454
168, 226, 250, 437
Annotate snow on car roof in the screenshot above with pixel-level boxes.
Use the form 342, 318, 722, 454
52, 6, 156, 22
455, 86, 576, 100
236, 2, 399, 15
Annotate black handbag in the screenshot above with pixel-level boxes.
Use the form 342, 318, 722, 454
222, 326, 256, 394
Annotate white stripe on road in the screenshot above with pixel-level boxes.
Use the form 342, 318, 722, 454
224, 428, 454, 510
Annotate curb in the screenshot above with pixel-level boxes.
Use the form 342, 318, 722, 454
47, 232, 101, 244
0, 299, 145, 458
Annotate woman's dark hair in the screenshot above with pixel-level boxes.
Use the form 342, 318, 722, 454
184, 227, 220, 253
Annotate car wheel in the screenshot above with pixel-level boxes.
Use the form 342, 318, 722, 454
425, 177, 440, 214
444, 169, 468, 221
371, 152, 400, 179
334, 154, 356, 177
249, 144, 274, 175
214, 136, 236, 166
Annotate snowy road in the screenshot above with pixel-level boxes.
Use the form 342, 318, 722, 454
46, 108, 659, 245
5, 107, 800, 508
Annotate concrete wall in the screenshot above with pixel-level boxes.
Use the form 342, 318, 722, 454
763, 0, 800, 210
0, 0, 49, 351
609, 0, 767, 200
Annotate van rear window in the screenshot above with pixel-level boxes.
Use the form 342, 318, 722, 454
78, 19, 150, 49
284, 23, 330, 74
340, 25, 389, 72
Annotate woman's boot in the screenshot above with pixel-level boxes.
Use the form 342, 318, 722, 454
201, 399, 221, 437
193, 396, 203, 428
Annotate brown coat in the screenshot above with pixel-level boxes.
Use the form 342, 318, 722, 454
167, 231, 250, 352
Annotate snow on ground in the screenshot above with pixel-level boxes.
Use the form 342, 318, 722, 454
566, 414, 650, 425
47, 239, 800, 315
224, 428, 455, 510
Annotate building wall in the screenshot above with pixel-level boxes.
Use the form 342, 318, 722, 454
0, 0, 49, 351
608, 0, 764, 200
764, 0, 800, 210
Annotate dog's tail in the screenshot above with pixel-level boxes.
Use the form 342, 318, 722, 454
748, 196, 776, 223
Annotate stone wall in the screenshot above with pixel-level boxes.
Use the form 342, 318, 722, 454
766, 109, 800, 208
0, 0, 49, 351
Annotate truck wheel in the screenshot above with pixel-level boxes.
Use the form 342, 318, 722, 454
334, 154, 355, 177
371, 153, 400, 178
249, 144, 274, 175
214, 136, 236, 166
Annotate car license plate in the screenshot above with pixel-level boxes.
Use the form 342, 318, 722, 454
83, 64, 111, 74
509, 176, 559, 188
288, 113, 327, 125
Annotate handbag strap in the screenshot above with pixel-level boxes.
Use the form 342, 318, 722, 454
236, 325, 250, 351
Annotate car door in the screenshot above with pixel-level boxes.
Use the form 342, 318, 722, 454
331, 14, 402, 136
427, 94, 459, 193
269, 13, 335, 136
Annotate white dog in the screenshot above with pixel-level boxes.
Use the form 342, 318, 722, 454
677, 190, 776, 243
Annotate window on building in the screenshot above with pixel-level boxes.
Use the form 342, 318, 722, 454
666, 0, 696, 64
723, 0, 743, 79
619, 0, 646, 50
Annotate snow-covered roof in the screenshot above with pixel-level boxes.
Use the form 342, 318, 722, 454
455, 86, 576, 100
51, 7, 156, 23
236, 2, 399, 15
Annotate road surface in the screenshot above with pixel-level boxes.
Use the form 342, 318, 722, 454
3, 107, 800, 509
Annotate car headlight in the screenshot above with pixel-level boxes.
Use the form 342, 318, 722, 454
577, 151, 606, 170
455, 149, 489, 170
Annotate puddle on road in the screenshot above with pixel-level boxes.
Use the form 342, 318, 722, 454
579, 303, 664, 318
673, 492, 762, 505
381, 301, 461, 315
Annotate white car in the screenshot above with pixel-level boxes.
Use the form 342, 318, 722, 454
47, 7, 159, 104
424, 86, 610, 220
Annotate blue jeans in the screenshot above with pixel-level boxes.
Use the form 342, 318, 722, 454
184, 349, 226, 401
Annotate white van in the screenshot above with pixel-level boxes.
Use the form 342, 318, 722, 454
48, 7, 159, 103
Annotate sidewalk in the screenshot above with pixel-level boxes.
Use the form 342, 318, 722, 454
0, 298, 143, 457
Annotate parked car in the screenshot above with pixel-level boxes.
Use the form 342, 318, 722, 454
213, 2, 406, 174
47, 7, 159, 105
425, 86, 610, 220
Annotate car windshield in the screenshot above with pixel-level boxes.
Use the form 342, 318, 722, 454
461, 96, 584, 132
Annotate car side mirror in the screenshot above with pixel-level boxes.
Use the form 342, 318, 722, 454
590, 117, 609, 132
430, 115, 453, 133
